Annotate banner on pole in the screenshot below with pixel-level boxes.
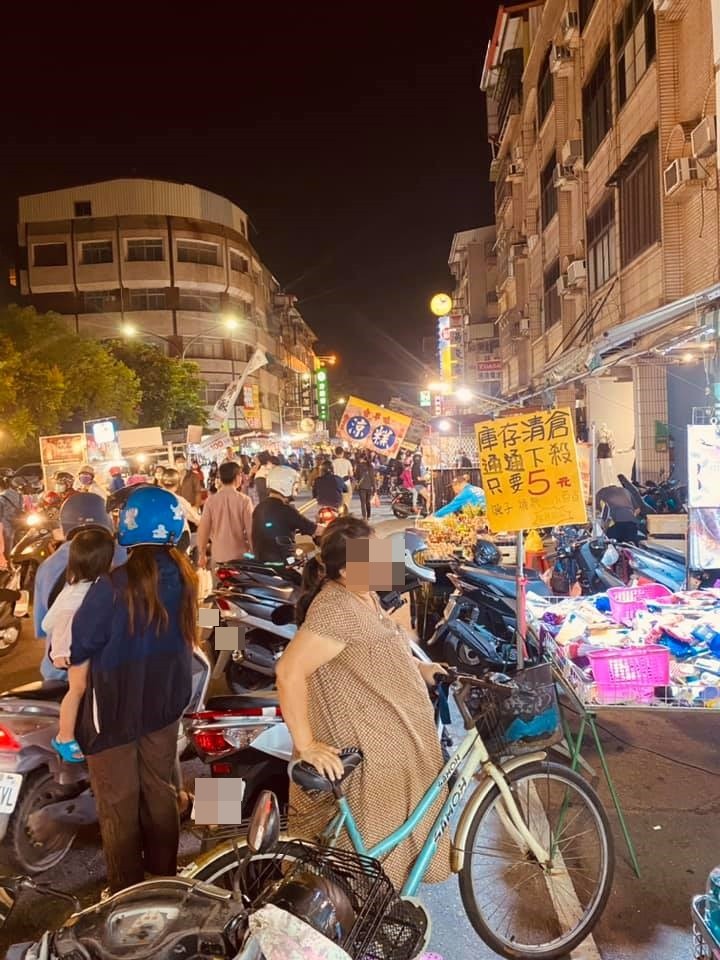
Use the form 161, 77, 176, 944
338, 396, 412, 457
687, 425, 720, 508
197, 431, 233, 461
475, 407, 587, 532
210, 348, 268, 423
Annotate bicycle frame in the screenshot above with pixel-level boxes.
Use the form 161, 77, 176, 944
320, 727, 551, 898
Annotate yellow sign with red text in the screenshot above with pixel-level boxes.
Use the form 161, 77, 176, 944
475, 408, 587, 533
338, 397, 412, 457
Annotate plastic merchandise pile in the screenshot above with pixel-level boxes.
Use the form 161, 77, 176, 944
531, 585, 720, 708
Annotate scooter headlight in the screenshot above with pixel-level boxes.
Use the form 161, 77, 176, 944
26, 513, 43, 527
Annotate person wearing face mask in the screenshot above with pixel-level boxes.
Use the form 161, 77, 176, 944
51, 471, 76, 503
276, 516, 449, 888
76, 465, 107, 499
174, 454, 203, 508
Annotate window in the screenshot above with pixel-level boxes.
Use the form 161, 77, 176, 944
543, 260, 562, 329
127, 288, 166, 310
583, 48, 612, 162
540, 157, 558, 228
486, 290, 499, 304
80, 240, 113, 265
580, 0, 597, 28
177, 292, 222, 312
184, 338, 226, 361
587, 194, 616, 291
33, 242, 67, 267
176, 239, 220, 266
82, 290, 118, 313
74, 201, 91, 217
230, 249, 249, 273
619, 132, 660, 265
616, 0, 656, 108
204, 383, 228, 404
538, 48, 554, 125
127, 238, 164, 262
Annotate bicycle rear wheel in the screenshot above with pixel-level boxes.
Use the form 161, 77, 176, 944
459, 761, 614, 960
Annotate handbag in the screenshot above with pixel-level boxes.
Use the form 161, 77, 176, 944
371, 493, 381, 508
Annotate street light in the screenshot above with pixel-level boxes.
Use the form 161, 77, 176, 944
180, 313, 240, 360
455, 386, 474, 405
316, 354, 338, 366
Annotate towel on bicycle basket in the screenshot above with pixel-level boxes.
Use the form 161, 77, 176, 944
288, 581, 451, 887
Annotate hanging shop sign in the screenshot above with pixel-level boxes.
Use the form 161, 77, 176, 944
475, 407, 587, 533
315, 369, 329, 422
197, 431, 233, 462
338, 396, 412, 457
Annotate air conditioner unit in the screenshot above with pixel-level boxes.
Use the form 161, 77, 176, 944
553, 162, 577, 189
691, 117, 716, 159
509, 242, 528, 260
556, 274, 569, 296
550, 44, 573, 74
507, 160, 525, 180
519, 316, 530, 335
663, 157, 707, 198
561, 138, 584, 167
561, 9, 580, 44
567, 259, 587, 286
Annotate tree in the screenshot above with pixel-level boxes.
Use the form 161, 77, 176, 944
105, 341, 207, 430
0, 305, 141, 452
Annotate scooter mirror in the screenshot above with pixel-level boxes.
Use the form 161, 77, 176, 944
0, 878, 18, 927
247, 791, 281, 854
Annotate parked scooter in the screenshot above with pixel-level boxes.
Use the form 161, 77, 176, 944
391, 487, 428, 519
0, 649, 211, 874
0, 569, 24, 657
9, 508, 59, 597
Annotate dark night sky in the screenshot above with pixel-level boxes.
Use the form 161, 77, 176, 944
1, 4, 497, 401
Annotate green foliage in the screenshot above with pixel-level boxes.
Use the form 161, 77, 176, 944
105, 340, 207, 430
0, 305, 141, 453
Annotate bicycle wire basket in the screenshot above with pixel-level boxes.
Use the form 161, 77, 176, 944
456, 662, 563, 759
251, 839, 426, 960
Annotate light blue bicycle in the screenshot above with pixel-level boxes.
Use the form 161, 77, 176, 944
188, 668, 614, 959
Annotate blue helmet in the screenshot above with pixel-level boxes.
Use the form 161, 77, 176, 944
117, 486, 184, 547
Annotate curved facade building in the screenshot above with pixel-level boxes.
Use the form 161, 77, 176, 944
17, 179, 317, 432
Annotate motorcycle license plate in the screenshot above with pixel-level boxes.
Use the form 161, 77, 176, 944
0, 772, 22, 814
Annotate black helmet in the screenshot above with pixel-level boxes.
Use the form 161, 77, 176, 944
474, 538, 501, 566
266, 872, 355, 944
54, 471, 74, 486
59, 493, 113, 540
10, 476, 28, 493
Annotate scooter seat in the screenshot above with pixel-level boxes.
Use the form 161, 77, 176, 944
290, 748, 363, 793
205, 693, 280, 712
0, 680, 68, 702
457, 563, 551, 598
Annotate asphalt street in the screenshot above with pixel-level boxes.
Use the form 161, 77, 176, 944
1, 494, 719, 957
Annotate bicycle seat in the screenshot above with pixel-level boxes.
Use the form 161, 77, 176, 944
290, 748, 363, 793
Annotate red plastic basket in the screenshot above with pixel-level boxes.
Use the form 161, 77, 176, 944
587, 644, 670, 704
606, 584, 674, 626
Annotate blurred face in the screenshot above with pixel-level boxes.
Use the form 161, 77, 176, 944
175, 458, 186, 470
452, 479, 466, 496
78, 472, 93, 486
341, 537, 405, 593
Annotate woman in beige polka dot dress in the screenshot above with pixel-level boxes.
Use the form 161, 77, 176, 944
276, 516, 451, 888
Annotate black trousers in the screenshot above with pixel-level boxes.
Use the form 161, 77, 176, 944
87, 721, 180, 892
358, 488, 372, 519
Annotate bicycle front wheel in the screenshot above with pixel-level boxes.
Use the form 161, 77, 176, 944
459, 761, 614, 960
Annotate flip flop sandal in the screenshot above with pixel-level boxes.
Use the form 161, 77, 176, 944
51, 737, 85, 763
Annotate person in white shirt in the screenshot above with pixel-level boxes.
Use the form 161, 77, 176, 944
161, 468, 202, 551
41, 528, 115, 763
332, 445, 353, 512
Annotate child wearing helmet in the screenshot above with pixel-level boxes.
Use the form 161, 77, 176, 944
42, 529, 115, 762
69, 486, 196, 893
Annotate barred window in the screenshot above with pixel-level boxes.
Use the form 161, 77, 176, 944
541, 157, 558, 229
127, 238, 164, 262
543, 260, 561, 329
583, 48, 611, 162
616, 0, 656, 107
538, 48, 553, 125
127, 288, 166, 310
619, 132, 660, 265
587, 194, 617, 291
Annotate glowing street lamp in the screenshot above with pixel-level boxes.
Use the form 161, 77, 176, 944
430, 293, 452, 317
455, 386, 474, 405
437, 419, 453, 433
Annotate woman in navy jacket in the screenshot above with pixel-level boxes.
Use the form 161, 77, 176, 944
71, 486, 197, 892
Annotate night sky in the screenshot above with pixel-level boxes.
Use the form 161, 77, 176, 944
1, 4, 497, 401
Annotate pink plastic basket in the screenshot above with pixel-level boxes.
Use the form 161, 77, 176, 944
606, 584, 674, 626
587, 644, 670, 704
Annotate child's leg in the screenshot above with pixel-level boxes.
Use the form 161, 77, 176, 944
57, 663, 89, 744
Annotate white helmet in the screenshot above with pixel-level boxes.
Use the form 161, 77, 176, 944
267, 465, 298, 499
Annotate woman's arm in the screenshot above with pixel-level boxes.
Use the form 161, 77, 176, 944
69, 576, 114, 664
276, 625, 345, 780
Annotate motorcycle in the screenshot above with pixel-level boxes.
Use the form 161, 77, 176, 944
2, 791, 422, 960
0, 649, 212, 874
0, 569, 24, 657
613, 539, 689, 591
391, 488, 428, 519
547, 526, 625, 595
10, 509, 59, 597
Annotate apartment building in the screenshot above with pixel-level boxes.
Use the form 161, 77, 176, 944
447, 226, 502, 401
482, 0, 720, 482
16, 179, 318, 433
